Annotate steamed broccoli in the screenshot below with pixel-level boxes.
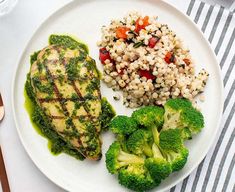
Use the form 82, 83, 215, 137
180, 127, 192, 140
109, 115, 138, 136
132, 106, 164, 129
159, 128, 184, 152
131, 105, 189, 173
159, 129, 189, 172
132, 106, 174, 179
132, 106, 164, 146
161, 147, 189, 172
105, 141, 144, 174
145, 144, 172, 183
180, 108, 204, 135
163, 98, 192, 130
106, 142, 158, 192
164, 98, 192, 110
105, 99, 204, 191
126, 129, 153, 157
163, 98, 204, 139
118, 164, 156, 192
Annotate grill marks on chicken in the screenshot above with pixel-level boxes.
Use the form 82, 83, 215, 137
30, 45, 102, 160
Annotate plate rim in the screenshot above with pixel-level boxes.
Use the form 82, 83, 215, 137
11, 0, 224, 191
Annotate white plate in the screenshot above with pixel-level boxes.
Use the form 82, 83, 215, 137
12, 0, 224, 191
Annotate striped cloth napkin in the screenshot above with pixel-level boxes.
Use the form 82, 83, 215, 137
165, 0, 235, 191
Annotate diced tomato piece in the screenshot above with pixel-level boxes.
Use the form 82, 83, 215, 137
164, 52, 172, 64
118, 68, 124, 75
148, 37, 159, 48
99, 47, 111, 64
164, 52, 176, 64
138, 69, 156, 80
183, 58, 191, 65
143, 16, 150, 27
135, 16, 150, 33
116, 27, 130, 39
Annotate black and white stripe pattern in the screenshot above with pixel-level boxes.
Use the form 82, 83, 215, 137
231, 1, 235, 13
168, 0, 235, 191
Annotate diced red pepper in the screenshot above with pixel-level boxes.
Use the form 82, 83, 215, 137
135, 16, 150, 33
183, 58, 191, 65
164, 52, 176, 64
148, 37, 159, 48
118, 68, 124, 75
138, 69, 156, 80
99, 47, 111, 64
116, 27, 130, 39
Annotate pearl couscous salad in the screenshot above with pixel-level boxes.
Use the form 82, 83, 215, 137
98, 12, 209, 108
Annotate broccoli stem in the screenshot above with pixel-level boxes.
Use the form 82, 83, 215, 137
117, 135, 128, 152
150, 127, 167, 160
152, 143, 164, 159
118, 151, 145, 165
143, 143, 153, 157
151, 126, 160, 145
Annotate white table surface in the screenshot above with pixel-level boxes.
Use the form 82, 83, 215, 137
0, 0, 230, 191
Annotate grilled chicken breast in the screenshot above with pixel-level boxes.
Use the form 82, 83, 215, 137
30, 43, 103, 160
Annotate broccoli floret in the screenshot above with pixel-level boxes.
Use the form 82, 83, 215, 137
159, 129, 184, 152
163, 98, 191, 130
180, 127, 192, 140
132, 106, 164, 145
162, 147, 189, 172
132, 106, 164, 128
158, 128, 189, 172
164, 98, 192, 110
109, 115, 138, 136
130, 109, 173, 183
118, 164, 156, 192
126, 129, 153, 157
105, 141, 144, 174
163, 98, 204, 138
180, 108, 204, 134
145, 144, 172, 183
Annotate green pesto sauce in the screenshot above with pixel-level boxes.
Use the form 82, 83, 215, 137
86, 78, 100, 94
66, 57, 84, 81
100, 97, 116, 131
31, 76, 53, 95
49, 34, 89, 54
24, 89, 44, 137
30, 51, 40, 65
24, 88, 60, 155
